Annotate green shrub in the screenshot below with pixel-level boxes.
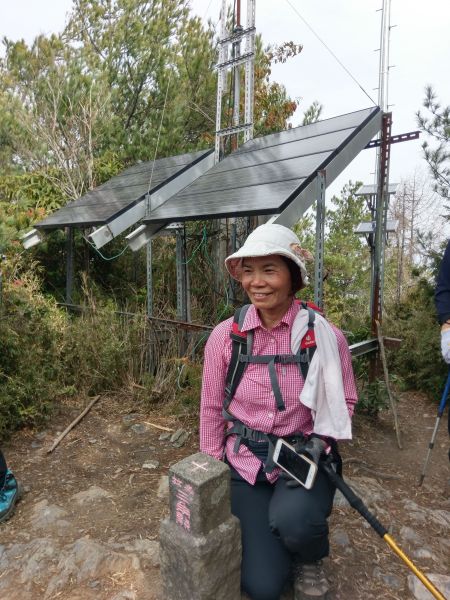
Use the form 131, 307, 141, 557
0, 273, 66, 438
385, 276, 447, 400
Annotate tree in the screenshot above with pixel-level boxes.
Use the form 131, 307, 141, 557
388, 171, 443, 303
294, 182, 371, 329
417, 86, 450, 202
302, 100, 323, 125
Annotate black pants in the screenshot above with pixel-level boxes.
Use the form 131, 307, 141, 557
0, 449, 7, 487
230, 466, 336, 600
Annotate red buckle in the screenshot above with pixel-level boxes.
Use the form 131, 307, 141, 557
232, 322, 247, 338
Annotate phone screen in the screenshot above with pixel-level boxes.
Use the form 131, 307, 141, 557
276, 442, 314, 485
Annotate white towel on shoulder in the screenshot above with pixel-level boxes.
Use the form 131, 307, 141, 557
291, 309, 352, 439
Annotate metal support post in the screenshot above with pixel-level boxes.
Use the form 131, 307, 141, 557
146, 240, 153, 318
314, 170, 326, 308
244, 0, 255, 143
176, 229, 189, 322
229, 221, 237, 304
231, 0, 242, 152
214, 0, 228, 164
370, 112, 392, 380
65, 227, 74, 305
176, 228, 190, 355
215, 0, 255, 161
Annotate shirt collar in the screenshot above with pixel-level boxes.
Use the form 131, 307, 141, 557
241, 299, 299, 332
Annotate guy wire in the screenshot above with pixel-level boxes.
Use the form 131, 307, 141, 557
284, 0, 377, 107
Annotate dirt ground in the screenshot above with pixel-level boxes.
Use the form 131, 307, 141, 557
1, 388, 449, 599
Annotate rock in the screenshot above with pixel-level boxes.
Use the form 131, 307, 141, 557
132, 447, 157, 461
159, 432, 172, 441
122, 414, 140, 426
44, 536, 144, 599
29, 500, 70, 531
407, 573, 450, 599
403, 500, 450, 529
413, 548, 436, 561
142, 460, 160, 470
170, 429, 189, 448
131, 423, 147, 435
400, 526, 421, 545
373, 567, 403, 590
333, 476, 390, 509
0, 538, 58, 588
123, 539, 160, 567
157, 475, 169, 500
428, 509, 450, 529
71, 486, 113, 504
330, 528, 350, 548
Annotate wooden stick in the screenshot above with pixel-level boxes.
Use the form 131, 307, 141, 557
143, 421, 174, 432
375, 320, 402, 449
47, 395, 101, 453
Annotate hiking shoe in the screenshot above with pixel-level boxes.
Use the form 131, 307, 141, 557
0, 470, 22, 523
294, 560, 329, 600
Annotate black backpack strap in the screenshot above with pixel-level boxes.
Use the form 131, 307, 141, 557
224, 305, 252, 411
297, 302, 318, 380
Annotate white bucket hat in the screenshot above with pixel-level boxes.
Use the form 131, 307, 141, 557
225, 223, 310, 285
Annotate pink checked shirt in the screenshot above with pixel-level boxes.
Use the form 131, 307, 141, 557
200, 300, 358, 485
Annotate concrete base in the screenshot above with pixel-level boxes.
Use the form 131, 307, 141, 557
160, 515, 242, 600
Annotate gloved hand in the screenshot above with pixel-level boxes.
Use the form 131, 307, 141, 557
441, 329, 450, 364
299, 436, 327, 465
281, 437, 327, 488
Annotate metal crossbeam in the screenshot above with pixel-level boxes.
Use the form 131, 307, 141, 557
349, 339, 378, 357
218, 26, 256, 45
215, 52, 255, 72
216, 123, 253, 136
365, 130, 419, 149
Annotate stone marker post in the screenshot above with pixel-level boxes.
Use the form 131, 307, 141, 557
159, 452, 242, 600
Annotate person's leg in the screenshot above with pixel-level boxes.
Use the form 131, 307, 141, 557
268, 471, 335, 561
0, 450, 7, 487
230, 469, 292, 600
0, 449, 21, 523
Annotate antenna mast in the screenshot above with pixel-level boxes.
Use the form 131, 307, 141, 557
215, 0, 256, 163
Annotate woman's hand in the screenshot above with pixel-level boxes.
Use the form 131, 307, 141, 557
441, 328, 450, 363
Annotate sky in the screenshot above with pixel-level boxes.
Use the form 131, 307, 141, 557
1, 0, 450, 201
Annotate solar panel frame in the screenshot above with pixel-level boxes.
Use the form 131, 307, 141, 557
142, 106, 382, 225
34, 149, 213, 230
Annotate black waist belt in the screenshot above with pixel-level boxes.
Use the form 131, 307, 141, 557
223, 412, 306, 473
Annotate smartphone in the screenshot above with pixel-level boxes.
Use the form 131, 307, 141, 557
273, 438, 318, 490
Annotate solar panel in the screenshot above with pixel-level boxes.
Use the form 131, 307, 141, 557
34, 149, 213, 230
356, 183, 398, 196
142, 107, 381, 226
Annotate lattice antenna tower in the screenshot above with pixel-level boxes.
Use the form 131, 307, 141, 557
373, 0, 393, 315
215, 0, 256, 164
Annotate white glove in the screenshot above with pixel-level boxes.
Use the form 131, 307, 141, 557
441, 329, 450, 364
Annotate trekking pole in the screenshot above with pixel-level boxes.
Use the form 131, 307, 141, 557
418, 369, 450, 487
320, 462, 446, 600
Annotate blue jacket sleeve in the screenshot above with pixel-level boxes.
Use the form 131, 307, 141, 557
435, 240, 450, 324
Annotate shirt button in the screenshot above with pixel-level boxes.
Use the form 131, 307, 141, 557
268, 412, 274, 418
